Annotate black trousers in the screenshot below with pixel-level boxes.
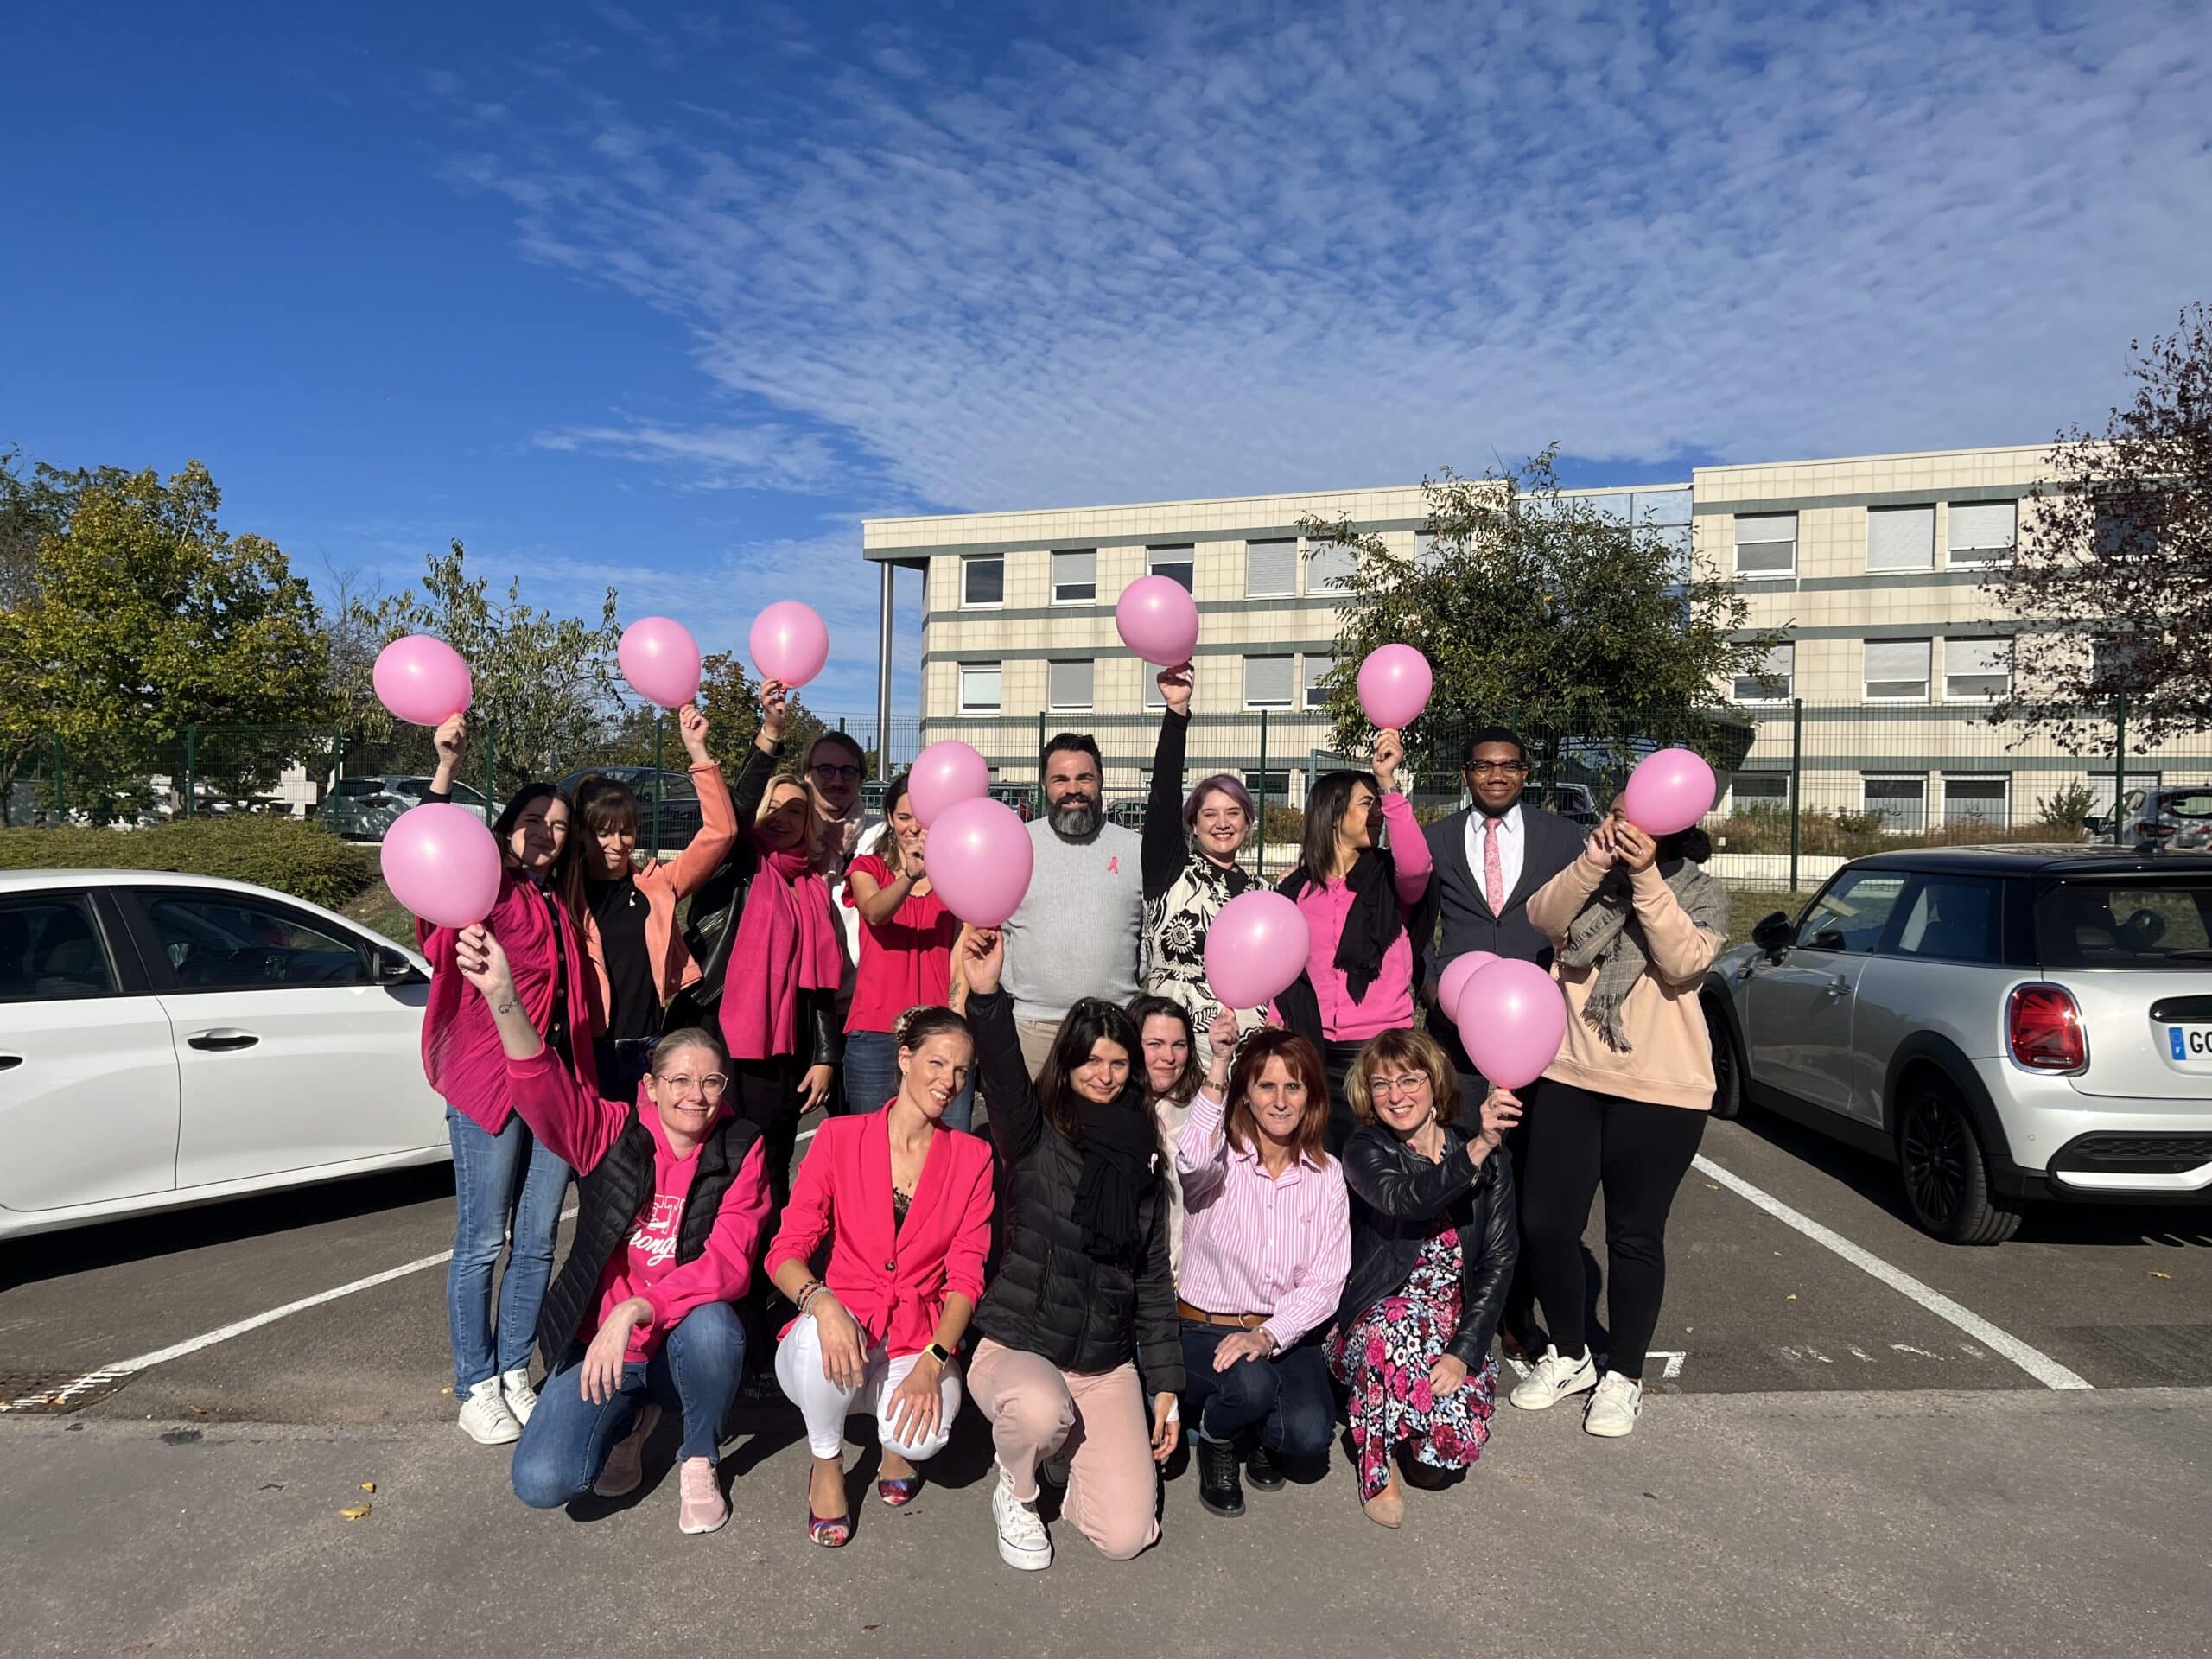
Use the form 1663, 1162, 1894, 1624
728, 1052, 804, 1216
1517, 1078, 1705, 1379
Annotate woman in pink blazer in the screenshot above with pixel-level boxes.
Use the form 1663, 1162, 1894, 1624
768, 1005, 995, 1548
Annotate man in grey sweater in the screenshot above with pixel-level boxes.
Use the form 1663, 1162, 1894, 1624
1001, 732, 1145, 1074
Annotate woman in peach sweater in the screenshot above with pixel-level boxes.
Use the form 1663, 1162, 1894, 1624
1507, 809, 1728, 1440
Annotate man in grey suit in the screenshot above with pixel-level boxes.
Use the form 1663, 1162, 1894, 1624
1421, 724, 1587, 1356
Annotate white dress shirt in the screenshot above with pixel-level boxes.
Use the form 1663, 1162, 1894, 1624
1463, 802, 1525, 911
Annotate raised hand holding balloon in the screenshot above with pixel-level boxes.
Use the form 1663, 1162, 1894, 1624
618, 617, 702, 709
1621, 748, 1717, 837
750, 601, 830, 689
908, 740, 990, 828
374, 636, 473, 727
1115, 575, 1200, 667
382, 804, 503, 931
1357, 644, 1432, 730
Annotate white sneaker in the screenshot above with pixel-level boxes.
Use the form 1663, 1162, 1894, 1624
457, 1377, 522, 1445
1584, 1372, 1643, 1438
1508, 1345, 1599, 1412
500, 1366, 539, 1427
992, 1462, 1053, 1571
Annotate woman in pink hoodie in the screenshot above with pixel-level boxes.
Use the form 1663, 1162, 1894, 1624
454, 925, 772, 1536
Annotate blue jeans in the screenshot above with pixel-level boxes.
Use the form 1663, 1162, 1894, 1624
445, 1104, 572, 1391
841, 1028, 975, 1133
1179, 1322, 1337, 1459
511, 1302, 749, 1506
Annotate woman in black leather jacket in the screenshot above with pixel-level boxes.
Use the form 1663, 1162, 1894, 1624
1331, 1028, 1520, 1528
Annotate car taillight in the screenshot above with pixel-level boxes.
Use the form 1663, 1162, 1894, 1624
2008, 984, 2087, 1072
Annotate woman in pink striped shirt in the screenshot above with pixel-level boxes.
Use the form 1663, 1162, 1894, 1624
1174, 1014, 1351, 1519
1271, 729, 1437, 1151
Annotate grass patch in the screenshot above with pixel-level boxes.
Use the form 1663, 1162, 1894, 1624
0, 818, 378, 912
343, 878, 416, 945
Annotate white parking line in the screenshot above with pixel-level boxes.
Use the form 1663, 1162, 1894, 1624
1694, 1154, 2093, 1391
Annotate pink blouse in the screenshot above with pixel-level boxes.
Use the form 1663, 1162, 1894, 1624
1289, 792, 1433, 1041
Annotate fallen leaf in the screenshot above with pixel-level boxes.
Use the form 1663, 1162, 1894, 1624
339, 1503, 372, 1520
187, 1404, 206, 1414
259, 1483, 284, 1491
1786, 1293, 1798, 1300
441, 1386, 454, 1396
1703, 1182, 1719, 1190
2149, 1270, 2171, 1280
863, 1625, 880, 1633
360, 1481, 376, 1493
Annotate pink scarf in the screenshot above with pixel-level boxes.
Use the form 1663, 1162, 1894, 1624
721, 834, 845, 1061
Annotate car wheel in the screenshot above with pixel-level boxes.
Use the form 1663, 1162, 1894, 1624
1704, 995, 1745, 1121
1896, 1080, 2022, 1246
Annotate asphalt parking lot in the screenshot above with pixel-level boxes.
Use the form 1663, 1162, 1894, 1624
3, 1108, 2209, 1656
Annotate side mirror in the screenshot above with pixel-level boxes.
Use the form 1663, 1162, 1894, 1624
1751, 911, 1793, 959
376, 946, 423, 986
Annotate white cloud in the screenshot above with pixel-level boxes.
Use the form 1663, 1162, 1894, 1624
529, 416, 842, 493
434, 0, 2212, 518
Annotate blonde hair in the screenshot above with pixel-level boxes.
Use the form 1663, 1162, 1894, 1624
757, 776, 809, 826
1344, 1029, 1462, 1128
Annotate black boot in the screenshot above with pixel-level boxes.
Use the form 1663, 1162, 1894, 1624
1195, 1434, 1246, 1518
1243, 1440, 1285, 1492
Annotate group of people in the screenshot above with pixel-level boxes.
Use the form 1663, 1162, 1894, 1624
411, 661, 1728, 1560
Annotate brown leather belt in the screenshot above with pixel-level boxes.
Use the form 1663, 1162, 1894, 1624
1178, 1299, 1268, 1330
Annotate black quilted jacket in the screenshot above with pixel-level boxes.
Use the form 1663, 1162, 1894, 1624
967, 989, 1185, 1391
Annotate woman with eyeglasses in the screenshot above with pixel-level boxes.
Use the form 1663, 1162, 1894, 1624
960, 931, 1184, 1573
841, 771, 976, 1129
451, 925, 771, 1537
1332, 1029, 1520, 1527
1273, 729, 1439, 1149
1142, 664, 1260, 1068
767, 1006, 995, 1545
418, 714, 600, 1447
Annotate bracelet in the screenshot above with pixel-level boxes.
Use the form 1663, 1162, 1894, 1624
795, 1280, 825, 1316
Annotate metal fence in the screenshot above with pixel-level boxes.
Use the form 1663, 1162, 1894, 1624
8, 696, 2205, 889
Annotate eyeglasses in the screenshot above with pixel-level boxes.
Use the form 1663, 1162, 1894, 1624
811, 763, 862, 782
659, 1073, 730, 1097
1369, 1072, 1431, 1100
1465, 760, 1529, 777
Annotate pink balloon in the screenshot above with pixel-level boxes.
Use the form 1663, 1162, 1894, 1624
380, 804, 503, 931
1622, 747, 1718, 837
908, 740, 990, 828
1357, 644, 1433, 729
1203, 890, 1313, 1011
618, 617, 703, 710
1114, 575, 1201, 667
750, 601, 831, 689
1457, 958, 1567, 1090
926, 796, 1034, 927
372, 636, 473, 728
1436, 950, 1499, 1020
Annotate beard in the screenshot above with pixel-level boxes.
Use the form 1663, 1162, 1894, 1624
1050, 796, 1099, 838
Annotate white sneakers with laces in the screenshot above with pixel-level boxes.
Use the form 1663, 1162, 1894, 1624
992, 1462, 1053, 1571
1508, 1344, 1598, 1412
499, 1366, 539, 1427
457, 1376, 522, 1445
1583, 1372, 1643, 1438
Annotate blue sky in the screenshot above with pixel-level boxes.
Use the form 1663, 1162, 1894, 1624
6, 0, 2209, 715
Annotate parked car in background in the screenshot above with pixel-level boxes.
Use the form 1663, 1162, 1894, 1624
0, 869, 446, 1240
1703, 847, 2212, 1244
318, 775, 499, 840
2084, 784, 2212, 852
555, 766, 705, 854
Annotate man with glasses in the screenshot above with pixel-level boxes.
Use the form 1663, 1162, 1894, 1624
1421, 726, 1583, 1355
1001, 733, 1145, 1074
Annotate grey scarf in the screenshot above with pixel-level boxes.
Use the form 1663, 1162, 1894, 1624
1557, 859, 1730, 1053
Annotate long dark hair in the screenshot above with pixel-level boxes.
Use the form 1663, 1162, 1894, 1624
1036, 997, 1156, 1149
558, 773, 641, 923
491, 781, 573, 879
1299, 769, 1379, 887
1128, 994, 1202, 1108
1224, 1028, 1332, 1171
879, 771, 916, 877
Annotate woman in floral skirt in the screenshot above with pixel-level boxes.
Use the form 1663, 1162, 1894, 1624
1330, 1029, 1520, 1527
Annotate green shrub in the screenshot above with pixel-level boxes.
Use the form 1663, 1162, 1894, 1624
0, 818, 378, 912
1262, 804, 1306, 846
2034, 782, 2095, 841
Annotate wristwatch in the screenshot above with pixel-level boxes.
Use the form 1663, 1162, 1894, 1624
924, 1341, 953, 1366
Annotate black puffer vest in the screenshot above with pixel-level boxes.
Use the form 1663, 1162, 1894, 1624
533, 1104, 763, 1370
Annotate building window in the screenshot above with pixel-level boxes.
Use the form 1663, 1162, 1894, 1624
1148, 545, 1195, 590
1728, 772, 1790, 810
1051, 549, 1096, 604
1733, 642, 1794, 703
1414, 531, 1440, 568
1047, 658, 1094, 713
1943, 637, 2011, 701
1863, 639, 1931, 702
2094, 500, 2158, 560
1947, 500, 2015, 566
2092, 635, 2151, 691
1866, 505, 1935, 573
1142, 666, 1166, 710
1862, 773, 1927, 833
1306, 539, 1357, 594
1246, 540, 1296, 598
1733, 513, 1796, 578
1243, 770, 1292, 801
1942, 774, 2008, 827
1303, 652, 1334, 709
958, 663, 1001, 713
1243, 654, 1294, 709
962, 556, 1003, 607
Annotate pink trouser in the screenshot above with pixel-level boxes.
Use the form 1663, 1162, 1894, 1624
966, 1338, 1160, 1561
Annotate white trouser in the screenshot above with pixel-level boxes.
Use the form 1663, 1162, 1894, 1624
774, 1312, 963, 1463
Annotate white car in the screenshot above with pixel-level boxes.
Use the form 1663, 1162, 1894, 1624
0, 869, 448, 1241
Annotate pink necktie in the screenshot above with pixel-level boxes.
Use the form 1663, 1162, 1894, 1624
1484, 817, 1504, 912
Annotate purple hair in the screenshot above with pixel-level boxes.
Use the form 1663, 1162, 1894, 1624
1183, 772, 1256, 832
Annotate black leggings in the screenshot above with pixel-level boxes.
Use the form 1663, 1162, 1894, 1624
1519, 1079, 1705, 1379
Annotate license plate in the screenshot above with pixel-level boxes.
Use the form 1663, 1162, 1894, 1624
2168, 1025, 2212, 1065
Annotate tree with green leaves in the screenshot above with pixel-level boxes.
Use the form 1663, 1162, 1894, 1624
1301, 448, 1775, 794
694, 648, 830, 776
2, 458, 331, 823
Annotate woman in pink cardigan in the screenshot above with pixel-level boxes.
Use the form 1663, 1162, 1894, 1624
767, 1005, 995, 1547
